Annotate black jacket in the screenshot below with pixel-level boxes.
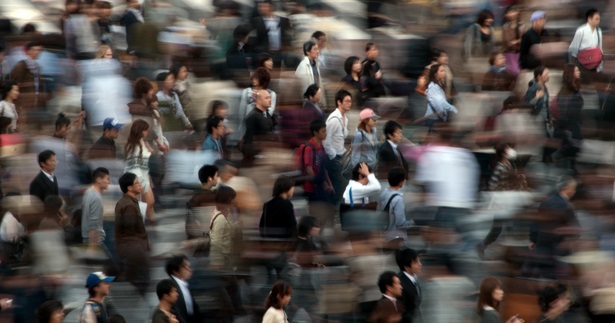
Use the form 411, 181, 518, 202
377, 141, 409, 178
259, 196, 297, 239
169, 277, 201, 323
398, 272, 422, 323
520, 28, 549, 70
29, 171, 59, 202
250, 15, 292, 53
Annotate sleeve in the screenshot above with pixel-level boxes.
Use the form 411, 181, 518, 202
212, 216, 231, 253
242, 113, 256, 144
303, 144, 315, 169
348, 174, 381, 200
488, 164, 505, 191
85, 196, 103, 232
202, 136, 214, 151
524, 85, 539, 105
463, 24, 477, 58
173, 93, 191, 126
568, 27, 583, 58
239, 88, 249, 118
427, 86, 458, 115
78, 304, 97, 323
391, 195, 413, 227
324, 117, 342, 159
269, 90, 277, 115
350, 131, 363, 167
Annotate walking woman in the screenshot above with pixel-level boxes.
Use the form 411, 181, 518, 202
209, 185, 238, 269
477, 277, 525, 323
262, 281, 293, 323
524, 66, 553, 161
0, 81, 20, 133
464, 9, 495, 59
502, 5, 525, 75
424, 64, 458, 127
351, 108, 380, 169
124, 119, 156, 224
554, 64, 583, 171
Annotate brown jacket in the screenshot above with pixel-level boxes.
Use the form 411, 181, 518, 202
114, 194, 149, 248
10, 60, 46, 110
502, 22, 526, 53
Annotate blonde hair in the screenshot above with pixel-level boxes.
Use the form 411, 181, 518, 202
95, 45, 112, 59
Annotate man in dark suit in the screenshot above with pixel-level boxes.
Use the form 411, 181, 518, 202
378, 120, 409, 179
165, 254, 200, 323
250, 0, 293, 67
395, 248, 422, 323
369, 271, 404, 323
29, 150, 59, 202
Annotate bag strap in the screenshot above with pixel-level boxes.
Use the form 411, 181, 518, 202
383, 193, 402, 212
209, 212, 223, 231
349, 187, 353, 207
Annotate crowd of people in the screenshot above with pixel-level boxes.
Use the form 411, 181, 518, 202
0, 0, 614, 322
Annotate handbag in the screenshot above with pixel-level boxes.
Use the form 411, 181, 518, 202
339, 187, 379, 230
577, 30, 602, 70
193, 212, 223, 257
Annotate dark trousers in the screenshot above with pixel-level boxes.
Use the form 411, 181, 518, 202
117, 240, 150, 296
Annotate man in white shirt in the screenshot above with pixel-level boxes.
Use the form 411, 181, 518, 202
569, 8, 603, 76
343, 162, 381, 205
324, 89, 352, 204
166, 254, 200, 323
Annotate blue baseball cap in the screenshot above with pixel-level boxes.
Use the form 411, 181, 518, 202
85, 272, 115, 289
103, 118, 123, 131
530, 11, 546, 23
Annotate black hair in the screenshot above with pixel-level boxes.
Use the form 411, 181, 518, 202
303, 84, 320, 99
387, 166, 406, 187
335, 89, 352, 107
538, 283, 568, 312
309, 119, 326, 137
206, 116, 224, 135
257, 52, 272, 68
165, 254, 189, 277
265, 281, 293, 310
311, 31, 326, 40
198, 164, 218, 184
109, 314, 127, 323
118, 172, 137, 193
37, 299, 63, 323
586, 8, 599, 21
156, 71, 171, 82
37, 150, 56, 168
431, 48, 446, 62
477, 9, 494, 26
383, 120, 402, 139
233, 23, 252, 42
303, 40, 317, 56
529, 66, 547, 86
209, 100, 228, 118
169, 62, 187, 80
215, 185, 237, 208
344, 56, 360, 75
0, 80, 17, 100
22, 23, 37, 34
297, 215, 319, 237
488, 51, 502, 66
156, 279, 177, 300
377, 271, 397, 294
351, 163, 372, 181
92, 167, 110, 182
55, 113, 70, 130
272, 175, 295, 197
365, 42, 376, 52
252, 67, 271, 89
395, 247, 420, 272
25, 41, 41, 51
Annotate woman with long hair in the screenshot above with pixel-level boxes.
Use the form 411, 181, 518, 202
501, 5, 525, 75
124, 119, 156, 224
0, 81, 20, 133
554, 64, 583, 169
95, 45, 112, 59
477, 277, 524, 323
341, 56, 362, 94
423, 64, 458, 126
464, 9, 495, 59
169, 62, 191, 111
209, 185, 237, 268
416, 49, 455, 100
524, 66, 553, 161
263, 281, 293, 323
351, 108, 380, 169
128, 77, 168, 152
156, 72, 193, 132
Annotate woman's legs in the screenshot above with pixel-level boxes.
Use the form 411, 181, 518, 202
142, 188, 156, 222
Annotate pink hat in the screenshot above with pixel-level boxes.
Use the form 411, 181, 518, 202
359, 108, 381, 121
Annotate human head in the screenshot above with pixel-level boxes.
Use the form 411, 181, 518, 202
358, 108, 380, 132
265, 281, 293, 310
156, 72, 174, 92
395, 248, 422, 275
55, 113, 71, 139
586, 9, 600, 28
272, 175, 295, 198
96, 45, 112, 59
530, 11, 546, 29
311, 31, 326, 49
257, 53, 273, 71
38, 150, 57, 173
206, 116, 224, 137
215, 185, 236, 212
431, 48, 448, 65
257, 0, 273, 17
209, 100, 229, 118
377, 271, 402, 298
297, 215, 320, 238
252, 67, 271, 89
489, 52, 505, 67
103, 117, 123, 140
562, 63, 581, 92
37, 299, 64, 323
92, 167, 110, 190
494, 142, 514, 162
215, 160, 238, 183
96, 0, 112, 19
477, 276, 503, 316
25, 41, 43, 60
503, 5, 520, 23
255, 89, 272, 111
388, 166, 406, 187
556, 175, 577, 199
85, 271, 114, 298
133, 77, 154, 100
428, 63, 445, 84
303, 83, 321, 102
0, 80, 19, 101
538, 283, 570, 313
303, 40, 319, 60
156, 279, 179, 304
118, 172, 140, 194
477, 9, 494, 27
165, 254, 192, 281
384, 120, 403, 143
233, 23, 252, 43
533, 66, 549, 84
344, 56, 361, 75
335, 89, 352, 110
198, 164, 219, 185
309, 119, 326, 140
351, 163, 372, 181
365, 42, 378, 60
169, 62, 188, 82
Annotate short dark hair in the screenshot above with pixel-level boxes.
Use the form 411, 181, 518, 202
303, 40, 317, 56
38, 150, 56, 167
37, 300, 64, 323
233, 23, 252, 42
165, 254, 188, 277
344, 56, 360, 75
297, 215, 319, 237
209, 100, 228, 118
169, 62, 187, 80
198, 164, 218, 184
395, 247, 420, 272
156, 279, 177, 300
384, 120, 402, 139
477, 9, 494, 26
215, 185, 237, 207
272, 175, 295, 197
538, 283, 568, 312
431, 48, 446, 62
387, 167, 406, 187
309, 119, 326, 137
55, 113, 70, 130
351, 163, 372, 181
133, 77, 153, 100
311, 31, 325, 40
377, 271, 397, 293
206, 116, 224, 135
257, 53, 272, 68
156, 71, 171, 82
119, 172, 137, 193
335, 89, 351, 107
92, 167, 110, 182
25, 41, 41, 51
303, 84, 320, 99
252, 67, 271, 89
1, 80, 17, 100
488, 51, 502, 66
586, 8, 599, 21
365, 42, 376, 52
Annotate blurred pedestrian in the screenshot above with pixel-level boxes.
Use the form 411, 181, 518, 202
152, 279, 179, 323
115, 172, 150, 296
502, 5, 525, 75
186, 164, 218, 239
477, 277, 524, 323
569, 9, 603, 80
416, 49, 455, 101
0, 80, 20, 133
488, 143, 526, 191
423, 64, 458, 129
120, 0, 144, 53
324, 90, 351, 205
169, 62, 192, 114
95, 45, 113, 59
124, 120, 156, 224
554, 64, 583, 171
260, 175, 297, 239
295, 40, 324, 105
351, 108, 380, 170
377, 120, 409, 179
482, 52, 516, 91
251, 0, 292, 67
30, 150, 59, 203
241, 89, 276, 162
203, 116, 225, 161
537, 283, 571, 323
87, 118, 122, 160
239, 67, 277, 118
209, 185, 237, 268
63, 0, 99, 60
37, 299, 65, 323
79, 271, 115, 322
524, 66, 553, 161
464, 9, 495, 59
82, 167, 110, 250
262, 281, 293, 323
156, 72, 193, 132
360, 42, 387, 100
165, 255, 200, 323
368, 271, 404, 323
520, 11, 548, 70
380, 167, 413, 243
10, 41, 46, 113
396, 248, 422, 323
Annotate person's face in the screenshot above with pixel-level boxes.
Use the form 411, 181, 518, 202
219, 166, 237, 183
410, 257, 422, 275
278, 292, 292, 307
177, 66, 188, 81
315, 127, 327, 141
141, 128, 149, 138
338, 95, 352, 111
352, 60, 362, 73
437, 53, 449, 65
563, 181, 577, 198
436, 66, 446, 81
588, 13, 600, 28
307, 45, 320, 60
8, 85, 19, 101
150, 100, 159, 110
388, 276, 403, 298
164, 74, 175, 91
42, 155, 58, 173
179, 259, 193, 281
541, 68, 550, 83
367, 45, 379, 60
214, 121, 224, 137
56, 124, 70, 138
573, 67, 581, 80
147, 88, 155, 100
312, 88, 322, 103
309, 225, 321, 237
98, 174, 111, 191
251, 76, 260, 88
494, 54, 506, 67
96, 281, 111, 296
258, 2, 272, 16
505, 9, 519, 22
484, 16, 494, 27
167, 287, 179, 304
492, 286, 504, 302
534, 17, 546, 29
317, 36, 327, 49
257, 90, 272, 109
100, 8, 111, 19
104, 48, 112, 59
215, 107, 229, 118
287, 186, 295, 199
66, 1, 79, 12
209, 171, 220, 187
263, 59, 273, 71
27, 45, 43, 60
367, 117, 377, 128
129, 178, 143, 194
50, 308, 65, 323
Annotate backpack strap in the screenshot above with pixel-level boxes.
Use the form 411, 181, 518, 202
209, 212, 223, 232
383, 193, 402, 212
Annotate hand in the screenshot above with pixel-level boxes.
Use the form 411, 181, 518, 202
185, 123, 194, 131
536, 89, 544, 100
506, 315, 524, 323
0, 298, 12, 310
375, 70, 382, 80
359, 162, 369, 176
199, 18, 207, 26
528, 243, 536, 250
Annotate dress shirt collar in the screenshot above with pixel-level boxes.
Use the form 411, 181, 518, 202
382, 294, 397, 303
403, 271, 418, 284
41, 169, 54, 182
387, 140, 399, 151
